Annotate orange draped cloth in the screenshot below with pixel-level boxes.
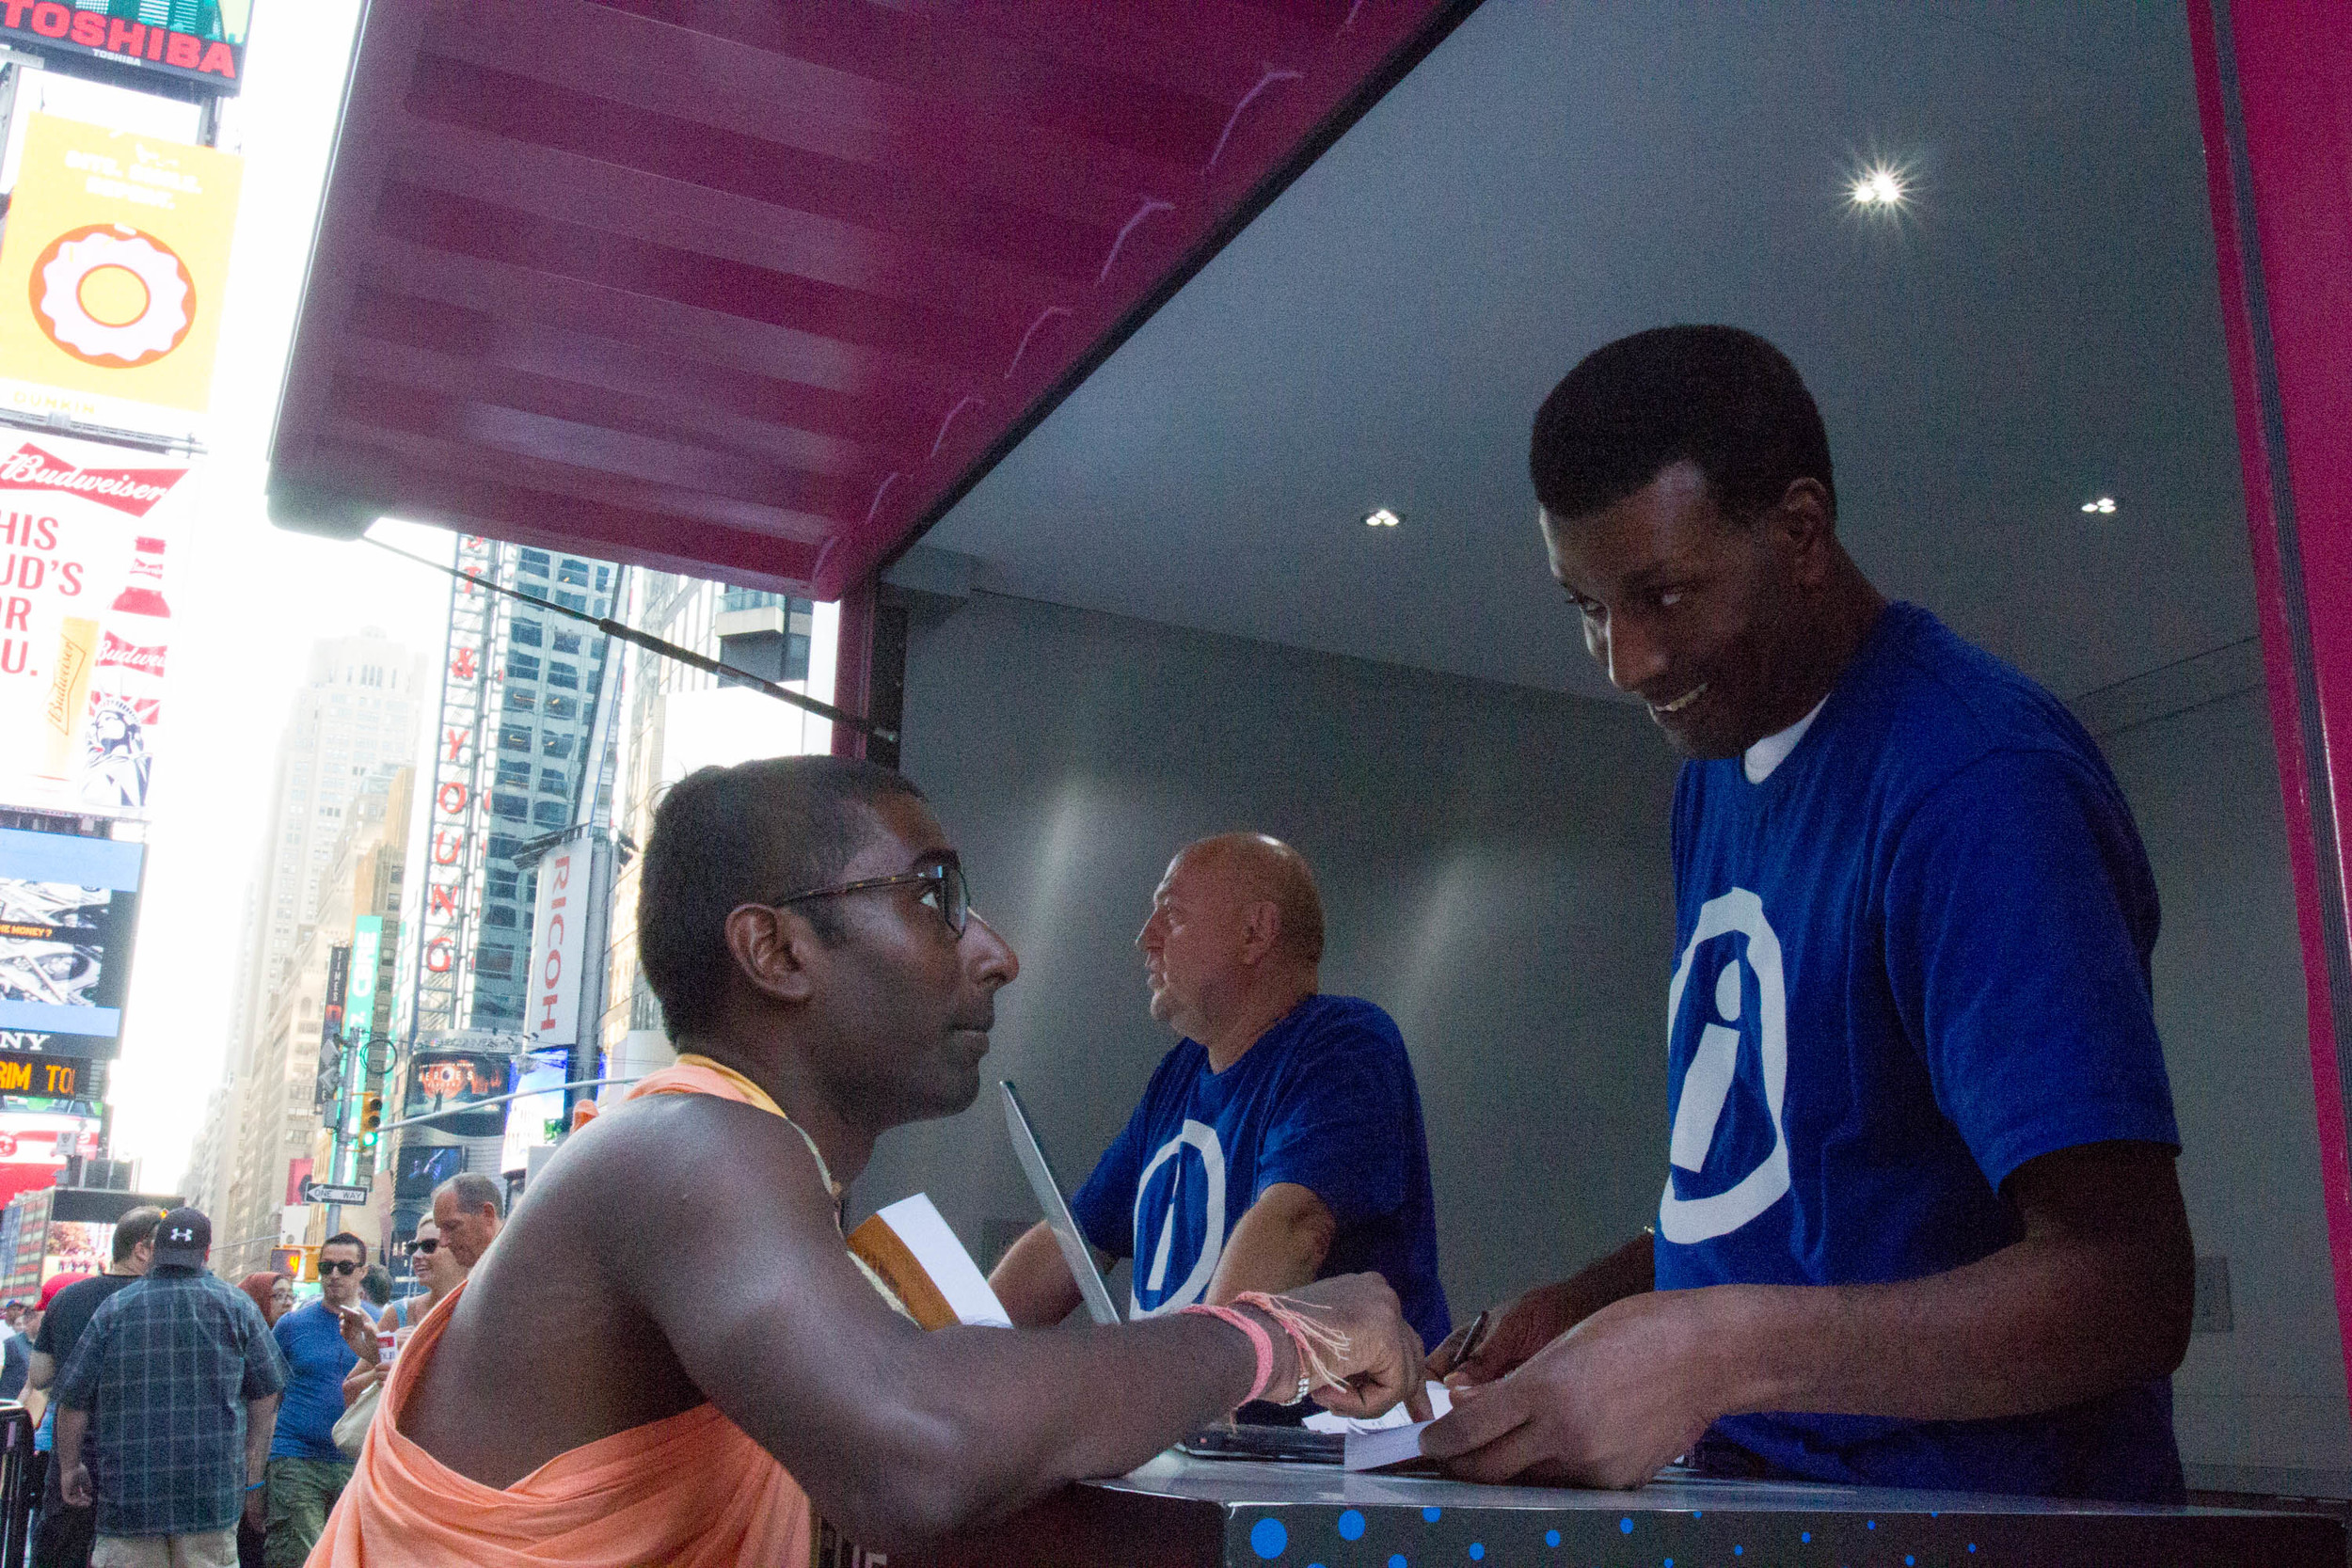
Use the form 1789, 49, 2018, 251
306, 1058, 816, 1568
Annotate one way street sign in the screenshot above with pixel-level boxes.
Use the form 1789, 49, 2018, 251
303, 1180, 372, 1206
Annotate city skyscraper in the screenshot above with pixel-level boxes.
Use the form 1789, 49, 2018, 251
403, 543, 619, 1041
202, 631, 422, 1268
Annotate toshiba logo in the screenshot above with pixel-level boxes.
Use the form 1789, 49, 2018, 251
0, 444, 184, 515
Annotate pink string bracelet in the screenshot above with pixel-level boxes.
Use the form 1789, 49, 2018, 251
1231, 1291, 1353, 1405
1178, 1303, 1277, 1404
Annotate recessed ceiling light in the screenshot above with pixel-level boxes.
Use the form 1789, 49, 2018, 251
1849, 165, 1907, 209
1363, 508, 1401, 529
2080, 497, 2117, 515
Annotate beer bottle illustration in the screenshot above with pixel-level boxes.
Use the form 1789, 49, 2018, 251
78, 535, 169, 809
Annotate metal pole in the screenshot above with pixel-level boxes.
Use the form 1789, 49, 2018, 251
375, 1076, 641, 1134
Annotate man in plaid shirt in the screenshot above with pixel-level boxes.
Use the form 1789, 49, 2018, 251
54, 1208, 289, 1568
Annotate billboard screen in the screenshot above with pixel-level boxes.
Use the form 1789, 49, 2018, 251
0, 1106, 103, 1209
392, 1141, 463, 1204
0, 3, 251, 101
403, 1051, 510, 1140
0, 115, 244, 424
0, 429, 198, 817
0, 826, 140, 1052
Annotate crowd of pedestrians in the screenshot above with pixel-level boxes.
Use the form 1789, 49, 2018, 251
0, 1174, 505, 1568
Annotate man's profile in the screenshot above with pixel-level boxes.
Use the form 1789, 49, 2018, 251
313, 756, 1422, 1566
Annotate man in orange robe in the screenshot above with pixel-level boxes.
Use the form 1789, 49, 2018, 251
311, 756, 1425, 1567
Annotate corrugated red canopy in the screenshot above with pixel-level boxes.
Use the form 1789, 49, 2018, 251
269, 0, 1477, 599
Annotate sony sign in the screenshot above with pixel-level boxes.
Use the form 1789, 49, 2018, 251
527, 839, 586, 1049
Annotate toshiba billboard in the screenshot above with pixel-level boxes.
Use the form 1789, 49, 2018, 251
0, 2, 249, 101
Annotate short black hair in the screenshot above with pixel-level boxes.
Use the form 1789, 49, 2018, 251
321, 1231, 367, 1264
111, 1205, 165, 1262
637, 755, 928, 1038
1531, 325, 1835, 527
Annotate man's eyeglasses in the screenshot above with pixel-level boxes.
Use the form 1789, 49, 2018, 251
320, 1259, 362, 1276
770, 862, 968, 938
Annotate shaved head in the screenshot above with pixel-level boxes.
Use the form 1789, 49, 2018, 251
1138, 832, 1327, 1059
1173, 833, 1325, 965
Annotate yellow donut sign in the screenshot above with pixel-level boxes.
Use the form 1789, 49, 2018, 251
0, 115, 241, 420
32, 222, 198, 368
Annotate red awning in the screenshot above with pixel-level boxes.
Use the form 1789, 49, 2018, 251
269, 0, 1478, 599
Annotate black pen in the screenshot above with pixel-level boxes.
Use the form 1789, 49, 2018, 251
1454, 1307, 1493, 1370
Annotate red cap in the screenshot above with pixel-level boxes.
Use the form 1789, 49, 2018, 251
39, 1273, 91, 1308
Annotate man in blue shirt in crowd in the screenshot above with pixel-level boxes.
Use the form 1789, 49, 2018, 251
1423, 325, 2192, 1501
263, 1232, 367, 1566
991, 832, 1451, 1388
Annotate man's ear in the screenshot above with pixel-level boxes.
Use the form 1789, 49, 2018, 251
724, 903, 820, 1006
1767, 478, 1836, 589
1237, 899, 1282, 967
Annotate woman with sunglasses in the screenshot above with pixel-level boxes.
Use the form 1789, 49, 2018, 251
342, 1219, 467, 1409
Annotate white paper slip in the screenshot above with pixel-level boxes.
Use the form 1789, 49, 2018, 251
1343, 1420, 1434, 1472
1304, 1381, 1453, 1434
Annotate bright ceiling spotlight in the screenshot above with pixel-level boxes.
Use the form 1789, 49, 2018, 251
1850, 166, 1906, 208
1363, 508, 1401, 528
2080, 497, 2118, 515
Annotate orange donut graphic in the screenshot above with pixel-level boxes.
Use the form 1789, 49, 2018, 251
30, 222, 197, 368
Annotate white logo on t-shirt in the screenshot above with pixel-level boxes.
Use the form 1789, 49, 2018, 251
1660, 888, 1791, 1243
1129, 1118, 1227, 1318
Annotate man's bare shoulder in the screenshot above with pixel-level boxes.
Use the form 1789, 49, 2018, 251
518, 1093, 841, 1254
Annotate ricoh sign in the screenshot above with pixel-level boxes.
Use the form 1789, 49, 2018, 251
527, 839, 586, 1049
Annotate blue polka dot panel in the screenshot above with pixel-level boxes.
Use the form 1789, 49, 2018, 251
1194, 1502, 2343, 1565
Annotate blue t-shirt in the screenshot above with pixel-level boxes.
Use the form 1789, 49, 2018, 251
269, 1299, 358, 1464
1661, 603, 2183, 1501
1071, 994, 1452, 1352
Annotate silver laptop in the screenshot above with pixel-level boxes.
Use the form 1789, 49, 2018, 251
999, 1080, 1121, 1324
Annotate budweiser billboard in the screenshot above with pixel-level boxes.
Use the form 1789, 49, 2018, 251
0, 431, 196, 816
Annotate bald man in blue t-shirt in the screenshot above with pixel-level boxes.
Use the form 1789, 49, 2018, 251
990, 833, 1451, 1370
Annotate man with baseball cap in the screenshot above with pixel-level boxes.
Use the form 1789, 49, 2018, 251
54, 1208, 288, 1568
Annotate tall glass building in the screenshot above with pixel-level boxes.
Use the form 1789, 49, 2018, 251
402, 542, 619, 1040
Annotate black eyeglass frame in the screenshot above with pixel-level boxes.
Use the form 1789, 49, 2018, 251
768, 862, 968, 937
319, 1259, 363, 1276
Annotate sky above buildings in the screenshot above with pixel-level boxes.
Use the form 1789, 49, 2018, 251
68, 5, 458, 1191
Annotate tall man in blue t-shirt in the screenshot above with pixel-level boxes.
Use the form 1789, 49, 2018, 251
263, 1231, 367, 1566
1423, 325, 2193, 1502
991, 832, 1452, 1367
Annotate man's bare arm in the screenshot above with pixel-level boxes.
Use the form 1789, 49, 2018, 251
1205, 1182, 1337, 1301
56, 1405, 89, 1507
245, 1393, 279, 1485
1429, 1230, 1655, 1385
1425, 1142, 2192, 1486
26, 1350, 52, 1392
986, 1222, 1086, 1328
610, 1098, 1422, 1550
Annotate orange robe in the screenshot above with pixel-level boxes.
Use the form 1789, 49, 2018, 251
307, 1057, 826, 1568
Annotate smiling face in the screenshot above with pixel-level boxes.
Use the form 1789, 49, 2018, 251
1542, 461, 1831, 758
413, 1220, 464, 1291
779, 793, 1020, 1131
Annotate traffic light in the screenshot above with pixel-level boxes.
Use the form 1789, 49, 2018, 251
358, 1091, 384, 1148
